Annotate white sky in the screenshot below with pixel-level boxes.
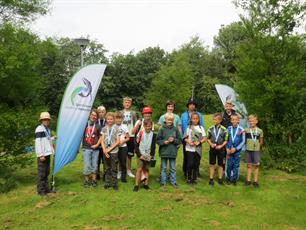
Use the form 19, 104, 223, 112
32, 0, 240, 54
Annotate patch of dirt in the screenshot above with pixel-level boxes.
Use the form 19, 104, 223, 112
159, 206, 173, 212
267, 175, 306, 182
100, 214, 132, 222
222, 200, 235, 208
67, 191, 77, 196
35, 200, 52, 209
208, 220, 221, 226
84, 225, 109, 230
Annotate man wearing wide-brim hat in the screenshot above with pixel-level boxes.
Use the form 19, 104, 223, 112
180, 98, 205, 179
35, 112, 55, 196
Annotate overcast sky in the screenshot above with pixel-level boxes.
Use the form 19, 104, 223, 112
32, 0, 240, 54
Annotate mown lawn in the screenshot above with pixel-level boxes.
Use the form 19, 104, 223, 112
1, 115, 306, 230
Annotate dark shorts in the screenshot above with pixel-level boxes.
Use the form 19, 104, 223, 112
209, 148, 225, 166
137, 157, 150, 171
245, 151, 261, 165
127, 137, 135, 157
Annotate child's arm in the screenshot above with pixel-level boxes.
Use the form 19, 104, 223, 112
156, 129, 168, 146
91, 136, 102, 149
107, 134, 120, 154
120, 132, 130, 146
172, 128, 182, 145
131, 120, 141, 135
216, 129, 229, 150
134, 138, 142, 158
216, 140, 228, 150
100, 134, 109, 158
235, 131, 246, 152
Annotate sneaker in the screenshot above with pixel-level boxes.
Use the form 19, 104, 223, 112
209, 179, 214, 186
218, 178, 224, 186
245, 181, 252, 186
96, 174, 101, 180
117, 171, 122, 179
226, 180, 231, 185
143, 185, 150, 190
38, 192, 47, 196
171, 183, 179, 189
104, 184, 110, 189
113, 184, 119, 190
92, 180, 97, 188
127, 170, 135, 178
233, 181, 237, 186
186, 179, 192, 184
133, 185, 139, 192
253, 182, 259, 188
83, 180, 89, 188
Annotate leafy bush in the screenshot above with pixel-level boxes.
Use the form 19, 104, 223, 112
0, 106, 47, 192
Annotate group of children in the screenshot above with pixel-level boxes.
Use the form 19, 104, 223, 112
35, 97, 264, 195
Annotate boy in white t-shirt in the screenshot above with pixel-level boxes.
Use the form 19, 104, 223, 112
184, 112, 207, 184
115, 111, 130, 182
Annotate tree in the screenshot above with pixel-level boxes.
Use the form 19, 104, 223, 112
144, 53, 194, 120
233, 0, 306, 171
214, 21, 248, 73
97, 47, 168, 111
0, 23, 44, 108
0, 0, 50, 24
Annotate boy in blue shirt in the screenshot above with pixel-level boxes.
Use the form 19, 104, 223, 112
226, 114, 245, 185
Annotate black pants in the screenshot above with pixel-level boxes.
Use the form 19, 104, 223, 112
186, 151, 201, 182
37, 155, 50, 194
104, 152, 118, 186
182, 142, 187, 177
97, 148, 105, 179
118, 146, 128, 180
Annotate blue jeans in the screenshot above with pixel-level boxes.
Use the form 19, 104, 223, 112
160, 158, 176, 185
82, 148, 99, 175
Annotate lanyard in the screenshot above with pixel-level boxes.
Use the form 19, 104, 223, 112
250, 128, 258, 144
43, 125, 51, 140
231, 126, 239, 143
87, 122, 96, 139
214, 126, 221, 143
106, 125, 115, 146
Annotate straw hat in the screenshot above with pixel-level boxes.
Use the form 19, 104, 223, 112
39, 112, 51, 121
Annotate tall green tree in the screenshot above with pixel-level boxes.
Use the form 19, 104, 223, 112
234, 0, 306, 171
144, 53, 194, 120
97, 47, 168, 111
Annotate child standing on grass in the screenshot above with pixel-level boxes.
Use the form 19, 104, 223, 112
115, 111, 130, 183
245, 114, 264, 188
133, 119, 156, 192
207, 113, 228, 186
35, 112, 55, 196
226, 114, 245, 185
184, 112, 206, 184
82, 110, 101, 188
157, 112, 181, 188
97, 112, 120, 190
121, 97, 138, 179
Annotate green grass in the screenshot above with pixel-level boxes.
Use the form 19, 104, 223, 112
1, 115, 306, 229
